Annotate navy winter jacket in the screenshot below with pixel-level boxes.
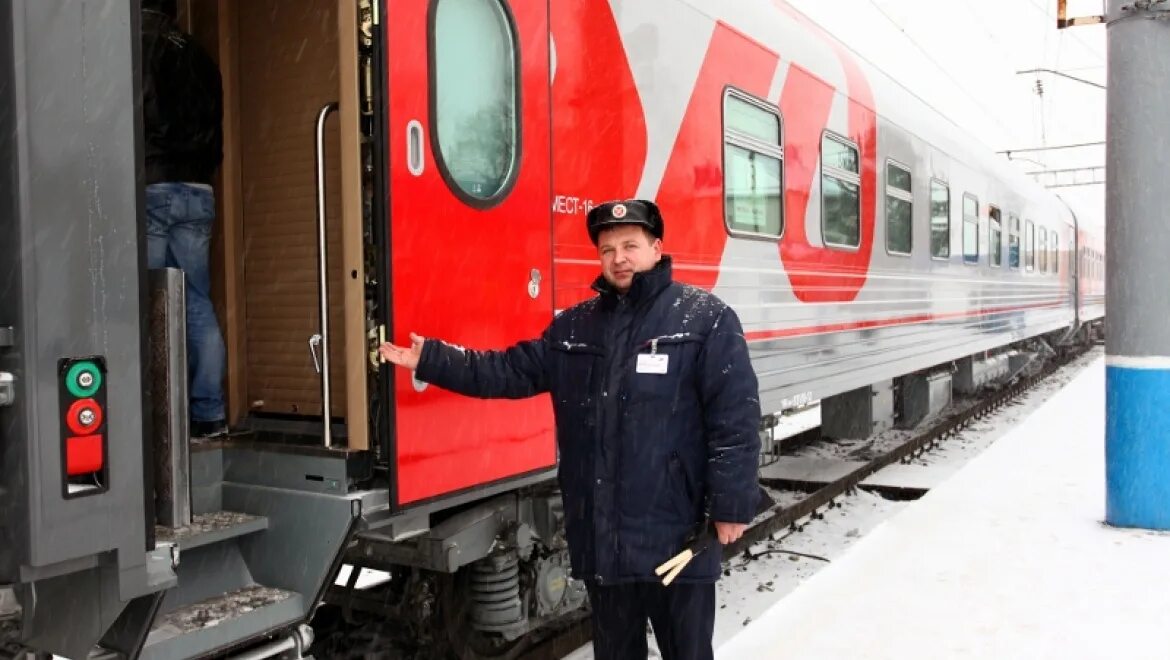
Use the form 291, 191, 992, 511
415, 257, 761, 584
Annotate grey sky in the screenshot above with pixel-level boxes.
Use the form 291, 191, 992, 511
786, 0, 1107, 226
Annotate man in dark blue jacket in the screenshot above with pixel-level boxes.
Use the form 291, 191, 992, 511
380, 200, 761, 659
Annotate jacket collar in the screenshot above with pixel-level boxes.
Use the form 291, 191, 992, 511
592, 256, 674, 308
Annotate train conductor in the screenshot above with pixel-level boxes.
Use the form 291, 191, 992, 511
379, 199, 762, 659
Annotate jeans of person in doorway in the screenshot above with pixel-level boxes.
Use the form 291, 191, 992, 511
146, 182, 226, 425
586, 581, 716, 660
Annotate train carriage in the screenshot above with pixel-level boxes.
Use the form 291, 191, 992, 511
0, 0, 1104, 658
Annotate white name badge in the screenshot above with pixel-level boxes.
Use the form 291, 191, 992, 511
636, 353, 669, 375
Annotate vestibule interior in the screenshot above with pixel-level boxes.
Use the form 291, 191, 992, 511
181, 0, 370, 449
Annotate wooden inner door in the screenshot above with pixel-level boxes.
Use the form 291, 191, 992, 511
236, 0, 347, 418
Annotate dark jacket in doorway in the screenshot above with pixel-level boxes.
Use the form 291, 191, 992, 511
141, 9, 223, 185
415, 257, 762, 584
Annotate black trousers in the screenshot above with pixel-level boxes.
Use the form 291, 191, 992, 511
585, 581, 715, 660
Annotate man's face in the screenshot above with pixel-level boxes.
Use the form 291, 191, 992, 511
597, 224, 663, 293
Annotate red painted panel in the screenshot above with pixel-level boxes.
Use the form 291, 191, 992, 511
775, 2, 879, 303
656, 23, 779, 290
386, 0, 555, 505
550, 0, 647, 309
775, 63, 836, 290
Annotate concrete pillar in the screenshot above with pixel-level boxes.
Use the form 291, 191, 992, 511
1105, 0, 1170, 530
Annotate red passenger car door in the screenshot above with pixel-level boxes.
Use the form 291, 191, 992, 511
384, 0, 555, 507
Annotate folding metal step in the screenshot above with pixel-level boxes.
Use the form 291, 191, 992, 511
155, 512, 268, 552
141, 585, 303, 660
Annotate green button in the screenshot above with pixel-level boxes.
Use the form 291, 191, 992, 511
65, 361, 101, 398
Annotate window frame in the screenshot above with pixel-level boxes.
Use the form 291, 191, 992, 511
929, 179, 951, 261
962, 193, 980, 265
1051, 231, 1059, 275
1039, 226, 1048, 272
721, 87, 785, 241
1008, 213, 1021, 270
427, 0, 523, 209
989, 205, 1002, 268
1025, 220, 1035, 272
820, 131, 863, 251
884, 159, 913, 257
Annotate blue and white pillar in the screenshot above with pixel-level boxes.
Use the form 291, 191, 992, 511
1105, 0, 1170, 530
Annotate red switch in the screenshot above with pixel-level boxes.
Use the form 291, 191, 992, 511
66, 435, 103, 476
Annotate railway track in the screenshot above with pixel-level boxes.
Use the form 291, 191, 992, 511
519, 344, 1093, 659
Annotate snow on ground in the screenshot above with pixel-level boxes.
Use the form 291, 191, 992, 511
563, 348, 1102, 658
719, 354, 1170, 659
712, 488, 907, 641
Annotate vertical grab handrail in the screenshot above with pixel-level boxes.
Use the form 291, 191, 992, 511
314, 102, 339, 448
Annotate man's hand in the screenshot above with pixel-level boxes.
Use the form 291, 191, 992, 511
379, 333, 426, 370
714, 521, 748, 545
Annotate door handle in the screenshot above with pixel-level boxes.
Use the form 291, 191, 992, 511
309, 334, 323, 374
407, 120, 425, 176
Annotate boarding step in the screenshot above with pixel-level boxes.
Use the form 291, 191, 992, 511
155, 511, 268, 551
142, 586, 303, 660
760, 457, 950, 498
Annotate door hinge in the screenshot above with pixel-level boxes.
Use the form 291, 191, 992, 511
359, 1, 377, 46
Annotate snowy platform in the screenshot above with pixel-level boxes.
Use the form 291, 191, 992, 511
719, 358, 1170, 659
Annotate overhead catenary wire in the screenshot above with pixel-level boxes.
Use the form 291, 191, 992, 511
862, 0, 1028, 144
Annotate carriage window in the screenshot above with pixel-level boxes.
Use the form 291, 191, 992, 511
962, 194, 979, 264
432, 0, 519, 204
1051, 232, 1059, 274
1008, 214, 1021, 269
1039, 227, 1048, 272
822, 133, 861, 249
724, 91, 783, 237
930, 180, 950, 259
885, 161, 912, 255
1025, 220, 1035, 271
989, 207, 1002, 267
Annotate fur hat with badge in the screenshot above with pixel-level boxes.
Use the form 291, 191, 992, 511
586, 199, 665, 245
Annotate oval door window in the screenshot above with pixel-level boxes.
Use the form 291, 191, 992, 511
431, 0, 520, 205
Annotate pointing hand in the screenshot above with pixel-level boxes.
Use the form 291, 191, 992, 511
379, 333, 426, 370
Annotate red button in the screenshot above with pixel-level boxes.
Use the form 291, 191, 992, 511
66, 398, 102, 435
66, 435, 103, 476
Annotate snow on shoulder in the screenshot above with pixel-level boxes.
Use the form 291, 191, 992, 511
717, 357, 1170, 659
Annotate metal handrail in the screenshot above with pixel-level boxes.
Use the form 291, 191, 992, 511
314, 102, 339, 447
